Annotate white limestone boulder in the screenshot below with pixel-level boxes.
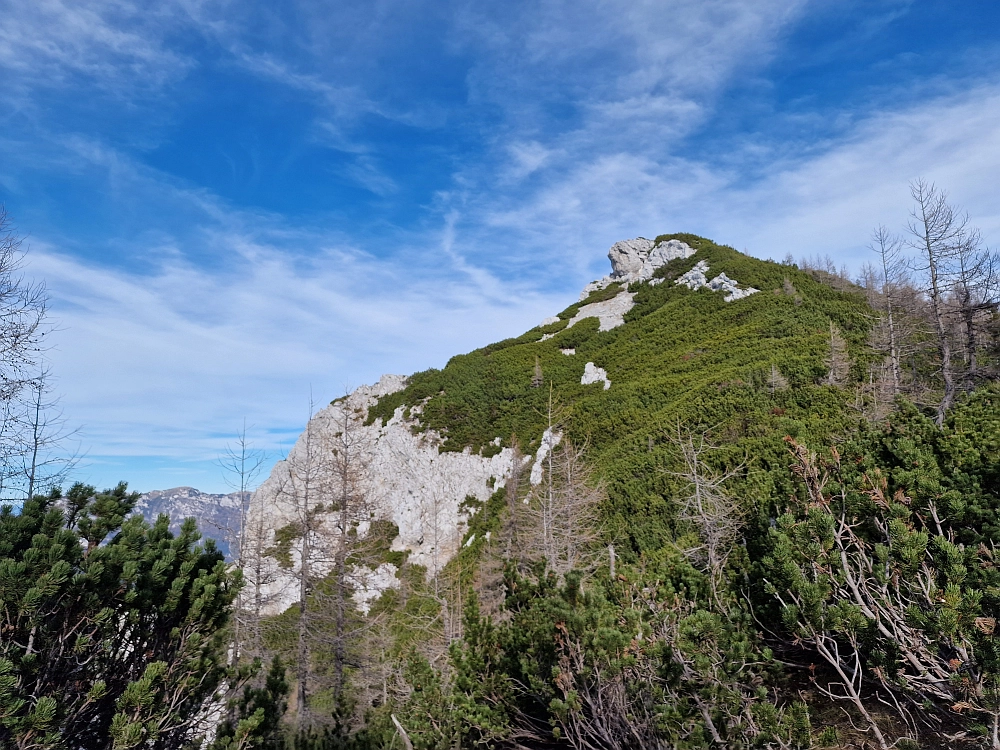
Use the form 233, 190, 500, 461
581, 362, 611, 390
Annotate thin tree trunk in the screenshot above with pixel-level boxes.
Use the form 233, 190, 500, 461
962, 297, 978, 385
334, 494, 348, 704
926, 253, 955, 425
877, 241, 902, 394
909, 181, 961, 425
26, 380, 41, 500
296, 529, 310, 731
296, 423, 313, 733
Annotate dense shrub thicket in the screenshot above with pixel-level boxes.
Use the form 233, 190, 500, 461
0, 484, 240, 749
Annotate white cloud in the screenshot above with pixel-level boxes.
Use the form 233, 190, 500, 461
0, 0, 195, 99
504, 141, 555, 181
709, 82, 1000, 263
457, 0, 809, 147
29, 223, 565, 469
467, 80, 1000, 283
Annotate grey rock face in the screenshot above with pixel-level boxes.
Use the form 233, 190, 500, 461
248, 374, 519, 614
581, 237, 697, 300
611, 238, 697, 283
566, 291, 636, 332
675, 260, 759, 302
608, 237, 655, 279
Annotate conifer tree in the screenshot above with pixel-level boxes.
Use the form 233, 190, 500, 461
0, 483, 239, 749
208, 656, 289, 750
265, 397, 383, 738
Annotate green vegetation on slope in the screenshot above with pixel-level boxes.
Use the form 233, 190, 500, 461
367, 236, 874, 557
241, 231, 1000, 748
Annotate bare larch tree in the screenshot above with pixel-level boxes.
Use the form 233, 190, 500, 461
907, 180, 968, 423
0, 207, 51, 499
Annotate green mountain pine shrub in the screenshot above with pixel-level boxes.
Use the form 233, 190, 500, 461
366, 236, 874, 561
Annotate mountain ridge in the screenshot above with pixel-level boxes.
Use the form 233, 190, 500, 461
248, 233, 872, 612
136, 485, 244, 559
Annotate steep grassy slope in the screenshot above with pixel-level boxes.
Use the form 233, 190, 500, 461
367, 235, 874, 557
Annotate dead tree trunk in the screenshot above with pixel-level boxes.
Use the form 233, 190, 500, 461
871, 225, 905, 394
907, 180, 964, 425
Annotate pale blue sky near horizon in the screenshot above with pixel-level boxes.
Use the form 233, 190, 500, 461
1, 0, 999, 493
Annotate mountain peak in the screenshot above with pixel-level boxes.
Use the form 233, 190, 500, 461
577, 235, 759, 304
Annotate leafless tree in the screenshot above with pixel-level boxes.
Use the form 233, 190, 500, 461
0, 208, 52, 499
503, 435, 525, 557
671, 426, 744, 609
766, 363, 789, 395
474, 435, 526, 618
903, 180, 1000, 420
951, 226, 999, 387
906, 180, 970, 423
0, 207, 48, 405
217, 422, 267, 665
12, 367, 78, 500
824, 320, 851, 387
868, 225, 908, 394
531, 356, 543, 389
322, 399, 378, 710
265, 396, 389, 734
259, 398, 331, 731
274, 407, 322, 731
520, 391, 603, 579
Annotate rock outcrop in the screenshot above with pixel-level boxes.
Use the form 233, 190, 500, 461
565, 290, 636, 332
674, 260, 759, 302
573, 238, 757, 331
581, 362, 611, 390
249, 374, 520, 614
581, 237, 697, 298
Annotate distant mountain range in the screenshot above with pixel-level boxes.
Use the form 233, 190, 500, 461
135, 486, 245, 560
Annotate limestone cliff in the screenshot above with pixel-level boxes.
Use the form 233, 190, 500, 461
249, 374, 524, 614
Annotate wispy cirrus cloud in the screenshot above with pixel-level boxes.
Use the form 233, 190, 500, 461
2, 0, 1000, 494
0, 0, 197, 100
468, 80, 1000, 281
32, 215, 564, 490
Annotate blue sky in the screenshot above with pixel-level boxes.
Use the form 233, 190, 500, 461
1, 0, 998, 493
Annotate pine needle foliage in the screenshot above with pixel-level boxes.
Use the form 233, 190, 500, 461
0, 483, 240, 749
